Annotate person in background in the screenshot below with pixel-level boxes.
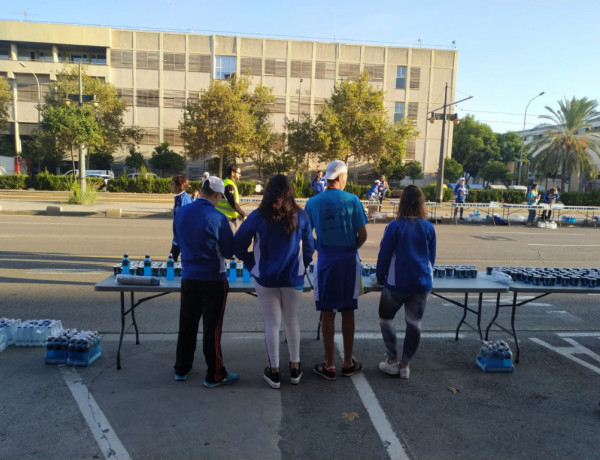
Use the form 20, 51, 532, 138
192, 189, 200, 201
216, 164, 246, 232
311, 171, 326, 196
377, 176, 389, 205
541, 187, 560, 222
170, 174, 193, 261
453, 177, 468, 220
367, 180, 381, 200
203, 172, 210, 181
305, 160, 368, 380
173, 176, 239, 388
526, 183, 539, 226
234, 174, 315, 389
376, 185, 436, 380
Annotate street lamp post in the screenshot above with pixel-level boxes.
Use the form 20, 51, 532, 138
518, 91, 545, 185
65, 61, 97, 194
429, 83, 472, 202
19, 62, 41, 172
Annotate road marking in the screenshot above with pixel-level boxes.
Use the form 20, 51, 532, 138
60, 366, 131, 460
529, 336, 600, 374
528, 244, 600, 247
334, 334, 409, 460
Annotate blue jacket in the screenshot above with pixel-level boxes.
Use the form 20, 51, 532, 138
311, 177, 326, 195
172, 191, 193, 245
366, 184, 379, 200
542, 190, 560, 204
234, 209, 315, 288
454, 183, 468, 201
174, 198, 234, 280
376, 218, 436, 294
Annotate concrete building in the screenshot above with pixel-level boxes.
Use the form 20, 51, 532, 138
0, 20, 459, 181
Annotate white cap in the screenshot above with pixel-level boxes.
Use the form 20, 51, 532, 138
203, 176, 225, 195
203, 171, 210, 178
323, 160, 348, 181
375, 179, 381, 184
459, 177, 465, 181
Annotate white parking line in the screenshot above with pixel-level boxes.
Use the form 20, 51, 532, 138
334, 334, 409, 460
60, 366, 131, 460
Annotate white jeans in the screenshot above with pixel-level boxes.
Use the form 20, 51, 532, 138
254, 282, 303, 367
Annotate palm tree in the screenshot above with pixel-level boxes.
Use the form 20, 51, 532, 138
528, 97, 600, 192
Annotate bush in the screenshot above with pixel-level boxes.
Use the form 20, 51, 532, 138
560, 190, 600, 206
68, 181, 98, 205
0, 174, 29, 190
106, 175, 130, 192
32, 171, 74, 191
237, 180, 255, 197
344, 182, 371, 200
422, 184, 454, 202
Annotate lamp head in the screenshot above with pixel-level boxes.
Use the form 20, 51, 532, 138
19, 62, 27, 68
539, 92, 545, 96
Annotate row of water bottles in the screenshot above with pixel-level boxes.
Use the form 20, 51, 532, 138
15, 319, 63, 347
45, 329, 102, 366
229, 257, 251, 282
118, 252, 178, 280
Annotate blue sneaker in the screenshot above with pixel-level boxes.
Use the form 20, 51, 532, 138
174, 373, 188, 381
203, 372, 239, 388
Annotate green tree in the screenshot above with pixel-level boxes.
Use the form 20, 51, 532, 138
34, 65, 137, 173
88, 151, 114, 170
479, 161, 513, 186
283, 115, 321, 177
40, 104, 102, 177
246, 81, 276, 179
0, 77, 11, 131
180, 75, 258, 177
451, 114, 500, 181
496, 131, 523, 163
528, 97, 600, 192
405, 160, 424, 184
148, 142, 186, 177
375, 155, 406, 182
125, 147, 147, 172
443, 157, 463, 182
316, 71, 418, 180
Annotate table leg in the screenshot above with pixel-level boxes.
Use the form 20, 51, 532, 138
511, 292, 520, 363
485, 292, 502, 340
117, 291, 125, 370
455, 292, 469, 340
476, 293, 483, 340
130, 291, 140, 345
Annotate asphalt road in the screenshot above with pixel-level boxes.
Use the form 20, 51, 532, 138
1, 215, 600, 460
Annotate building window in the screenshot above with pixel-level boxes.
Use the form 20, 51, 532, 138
313, 97, 327, 114
116, 88, 134, 106
163, 90, 186, 108
136, 89, 159, 107
137, 51, 160, 70
111, 50, 133, 68
0, 42, 10, 60
139, 127, 160, 145
410, 67, 420, 89
338, 63, 360, 80
187, 91, 202, 102
394, 102, 405, 123
71, 54, 88, 63
396, 66, 407, 89
264, 58, 287, 77
405, 140, 416, 160
267, 96, 286, 114
215, 56, 236, 79
189, 54, 211, 73
163, 128, 184, 146
315, 61, 335, 79
363, 64, 384, 82
17, 84, 39, 102
240, 57, 262, 76
91, 53, 106, 65
291, 60, 312, 78
164, 52, 185, 71
407, 102, 418, 124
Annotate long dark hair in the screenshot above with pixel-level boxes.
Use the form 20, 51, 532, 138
258, 174, 300, 235
397, 185, 426, 220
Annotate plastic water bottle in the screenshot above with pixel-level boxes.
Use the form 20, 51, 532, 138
242, 265, 251, 282
166, 253, 175, 281
144, 253, 152, 276
229, 258, 237, 282
122, 252, 130, 275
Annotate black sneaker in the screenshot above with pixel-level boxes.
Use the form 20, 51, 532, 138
290, 362, 303, 385
313, 362, 336, 380
341, 358, 363, 377
263, 367, 281, 389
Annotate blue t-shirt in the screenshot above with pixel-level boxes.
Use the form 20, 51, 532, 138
305, 188, 368, 250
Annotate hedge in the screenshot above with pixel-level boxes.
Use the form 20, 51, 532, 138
0, 174, 29, 190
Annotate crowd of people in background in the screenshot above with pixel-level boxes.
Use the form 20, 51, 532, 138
168, 160, 436, 389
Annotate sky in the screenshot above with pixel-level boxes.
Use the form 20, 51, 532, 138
4, 0, 599, 134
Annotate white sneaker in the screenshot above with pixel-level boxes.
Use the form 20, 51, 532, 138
399, 366, 410, 379
379, 361, 400, 375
